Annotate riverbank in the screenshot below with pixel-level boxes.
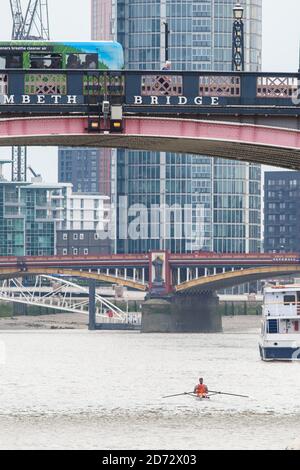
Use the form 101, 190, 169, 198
0, 312, 261, 333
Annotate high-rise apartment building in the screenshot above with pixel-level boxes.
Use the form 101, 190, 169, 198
91, 0, 262, 254
58, 147, 112, 196
264, 172, 300, 253
107, 0, 261, 72
91, 0, 113, 40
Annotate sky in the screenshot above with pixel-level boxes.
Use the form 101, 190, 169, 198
0, 0, 299, 181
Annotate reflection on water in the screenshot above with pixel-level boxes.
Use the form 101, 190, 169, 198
0, 329, 299, 449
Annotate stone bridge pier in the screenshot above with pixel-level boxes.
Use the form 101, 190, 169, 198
141, 291, 222, 333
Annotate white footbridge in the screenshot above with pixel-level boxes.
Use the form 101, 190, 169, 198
0, 275, 141, 325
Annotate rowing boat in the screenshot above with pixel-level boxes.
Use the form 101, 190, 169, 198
189, 393, 211, 401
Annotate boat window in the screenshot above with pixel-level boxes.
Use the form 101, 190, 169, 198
267, 319, 278, 334
283, 295, 296, 305
66, 53, 98, 69
0, 54, 22, 69
30, 53, 62, 69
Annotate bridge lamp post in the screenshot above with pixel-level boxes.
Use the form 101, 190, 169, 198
232, 2, 245, 72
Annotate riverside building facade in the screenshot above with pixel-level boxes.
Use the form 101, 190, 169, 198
0, 180, 111, 257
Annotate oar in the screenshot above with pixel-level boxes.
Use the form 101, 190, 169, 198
162, 391, 194, 399
208, 390, 249, 399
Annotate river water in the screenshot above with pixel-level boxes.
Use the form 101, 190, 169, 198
0, 326, 300, 450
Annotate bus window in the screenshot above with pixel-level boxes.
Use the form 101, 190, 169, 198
0, 54, 22, 69
66, 53, 98, 69
30, 53, 62, 69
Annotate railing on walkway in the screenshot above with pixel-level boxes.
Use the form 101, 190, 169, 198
0, 70, 299, 114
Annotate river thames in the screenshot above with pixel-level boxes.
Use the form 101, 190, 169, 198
0, 316, 299, 450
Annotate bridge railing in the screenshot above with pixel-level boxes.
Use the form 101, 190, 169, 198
0, 69, 300, 114
125, 71, 300, 112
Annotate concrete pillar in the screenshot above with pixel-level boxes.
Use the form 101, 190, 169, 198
187, 268, 190, 281
133, 268, 137, 281
124, 268, 128, 280
204, 267, 208, 277
142, 268, 145, 285
142, 292, 222, 333
177, 267, 180, 284
196, 267, 199, 278
213, 267, 217, 275
89, 280, 96, 331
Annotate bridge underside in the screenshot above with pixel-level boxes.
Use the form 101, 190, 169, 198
176, 266, 300, 294
0, 134, 299, 170
0, 268, 147, 291
1, 116, 300, 170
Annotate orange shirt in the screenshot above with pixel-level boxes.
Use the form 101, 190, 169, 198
195, 384, 208, 396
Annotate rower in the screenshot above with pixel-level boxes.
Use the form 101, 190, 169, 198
194, 377, 208, 398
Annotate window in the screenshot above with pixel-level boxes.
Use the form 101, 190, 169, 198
0, 73, 8, 94
73, 233, 78, 240
0, 53, 22, 69
94, 233, 99, 240
63, 249, 68, 255
30, 53, 62, 69
63, 233, 68, 240
66, 53, 98, 69
73, 248, 78, 255
267, 319, 278, 334
84, 248, 89, 255
284, 295, 296, 305
80, 233, 84, 240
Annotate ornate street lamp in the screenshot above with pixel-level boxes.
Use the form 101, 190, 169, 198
232, 2, 245, 71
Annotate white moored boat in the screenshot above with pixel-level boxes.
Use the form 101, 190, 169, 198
259, 284, 300, 361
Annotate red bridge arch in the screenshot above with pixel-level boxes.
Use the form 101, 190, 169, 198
1, 116, 300, 169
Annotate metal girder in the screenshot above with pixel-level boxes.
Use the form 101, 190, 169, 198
10, 0, 24, 39
11, 146, 27, 182
0, 275, 135, 323
9, 0, 50, 181
175, 266, 300, 293
10, 0, 50, 40
21, 0, 50, 40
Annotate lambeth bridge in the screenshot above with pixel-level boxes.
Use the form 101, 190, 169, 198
1, 251, 300, 333
1, 69, 300, 331
0, 70, 300, 169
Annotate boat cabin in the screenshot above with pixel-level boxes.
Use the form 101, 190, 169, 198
262, 285, 300, 335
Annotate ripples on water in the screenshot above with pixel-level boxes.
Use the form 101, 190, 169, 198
0, 330, 299, 449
